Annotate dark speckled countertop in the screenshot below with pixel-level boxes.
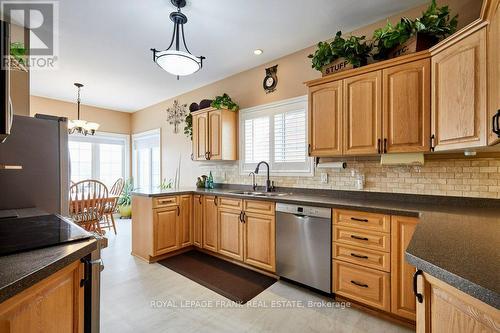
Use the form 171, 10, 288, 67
132, 186, 500, 309
0, 209, 98, 303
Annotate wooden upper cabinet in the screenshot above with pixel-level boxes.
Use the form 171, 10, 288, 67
431, 27, 487, 151
391, 216, 419, 321
243, 211, 276, 272
343, 71, 382, 155
486, 0, 500, 146
154, 206, 179, 255
192, 112, 208, 160
383, 59, 431, 153
218, 208, 244, 261
193, 195, 203, 247
192, 108, 237, 161
0, 261, 85, 333
178, 195, 192, 248
309, 80, 343, 156
203, 195, 218, 252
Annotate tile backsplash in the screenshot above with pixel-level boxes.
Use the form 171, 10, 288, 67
197, 158, 500, 199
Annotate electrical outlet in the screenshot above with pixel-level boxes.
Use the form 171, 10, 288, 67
320, 173, 328, 184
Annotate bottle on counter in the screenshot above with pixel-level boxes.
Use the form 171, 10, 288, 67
208, 171, 214, 189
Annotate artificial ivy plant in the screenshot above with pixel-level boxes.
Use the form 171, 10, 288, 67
10, 42, 27, 65
184, 113, 192, 140
211, 93, 239, 111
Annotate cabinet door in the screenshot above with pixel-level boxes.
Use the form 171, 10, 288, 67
203, 195, 218, 252
178, 195, 192, 248
192, 112, 208, 160
343, 71, 382, 155
218, 208, 244, 261
208, 110, 222, 160
154, 206, 179, 255
193, 195, 203, 247
391, 216, 419, 321
383, 59, 431, 153
309, 80, 343, 156
243, 211, 276, 272
431, 28, 487, 151
487, 0, 500, 146
0, 261, 84, 333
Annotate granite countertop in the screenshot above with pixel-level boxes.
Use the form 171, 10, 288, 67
132, 186, 500, 309
0, 210, 98, 304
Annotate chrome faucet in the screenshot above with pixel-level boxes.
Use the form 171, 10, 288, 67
248, 172, 257, 191
254, 161, 271, 192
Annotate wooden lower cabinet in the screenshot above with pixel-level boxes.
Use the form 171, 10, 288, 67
154, 206, 179, 255
218, 208, 244, 260
243, 211, 276, 272
193, 194, 203, 247
391, 216, 419, 321
203, 195, 219, 252
0, 261, 85, 333
178, 195, 193, 248
416, 272, 500, 333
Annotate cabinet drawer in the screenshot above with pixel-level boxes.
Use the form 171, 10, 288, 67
334, 209, 390, 233
333, 260, 390, 311
219, 197, 243, 210
153, 196, 178, 208
333, 243, 390, 272
333, 226, 390, 252
244, 200, 275, 215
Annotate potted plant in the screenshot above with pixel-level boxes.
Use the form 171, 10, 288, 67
308, 31, 372, 76
117, 179, 134, 218
211, 93, 239, 111
373, 0, 458, 60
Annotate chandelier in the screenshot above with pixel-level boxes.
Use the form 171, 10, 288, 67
150, 0, 205, 78
68, 83, 99, 136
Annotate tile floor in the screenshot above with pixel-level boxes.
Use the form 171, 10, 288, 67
100, 219, 414, 333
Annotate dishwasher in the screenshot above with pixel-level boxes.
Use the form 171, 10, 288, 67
276, 203, 332, 293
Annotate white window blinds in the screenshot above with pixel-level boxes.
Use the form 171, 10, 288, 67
240, 96, 312, 175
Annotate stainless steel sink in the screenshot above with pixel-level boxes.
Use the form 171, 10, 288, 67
228, 190, 290, 197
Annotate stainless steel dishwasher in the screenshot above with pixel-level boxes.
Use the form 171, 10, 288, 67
276, 203, 332, 293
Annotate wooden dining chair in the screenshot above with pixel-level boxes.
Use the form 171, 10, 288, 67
100, 178, 124, 235
69, 180, 109, 234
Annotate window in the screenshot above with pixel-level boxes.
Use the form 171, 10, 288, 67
69, 132, 129, 188
240, 96, 312, 175
132, 129, 161, 191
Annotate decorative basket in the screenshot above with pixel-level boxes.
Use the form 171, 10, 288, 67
321, 58, 353, 77
387, 33, 439, 59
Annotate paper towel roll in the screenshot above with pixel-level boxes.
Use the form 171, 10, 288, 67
316, 161, 347, 169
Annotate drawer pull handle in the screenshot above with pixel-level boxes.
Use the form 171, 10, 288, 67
350, 280, 368, 288
351, 235, 369, 241
413, 270, 424, 303
350, 217, 369, 222
350, 253, 369, 259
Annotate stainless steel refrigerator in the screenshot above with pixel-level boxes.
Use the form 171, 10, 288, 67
0, 114, 69, 215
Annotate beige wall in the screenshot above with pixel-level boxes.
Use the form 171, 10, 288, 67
131, 0, 489, 196
11, 24, 30, 116
30, 95, 131, 134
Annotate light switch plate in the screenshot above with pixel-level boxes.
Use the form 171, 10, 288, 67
320, 173, 328, 184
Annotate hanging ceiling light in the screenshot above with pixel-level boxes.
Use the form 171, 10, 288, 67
151, 0, 205, 78
68, 83, 99, 136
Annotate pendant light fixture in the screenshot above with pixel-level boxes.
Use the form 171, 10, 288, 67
150, 0, 205, 78
68, 83, 99, 136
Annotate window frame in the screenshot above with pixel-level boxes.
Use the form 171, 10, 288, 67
239, 95, 313, 177
132, 128, 162, 191
69, 131, 130, 185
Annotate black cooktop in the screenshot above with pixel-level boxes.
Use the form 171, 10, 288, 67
0, 214, 92, 256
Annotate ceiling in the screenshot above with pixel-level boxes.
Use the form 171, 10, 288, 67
29, 0, 427, 112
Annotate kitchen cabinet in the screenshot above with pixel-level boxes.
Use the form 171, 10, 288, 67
343, 71, 382, 155
218, 207, 244, 260
383, 59, 431, 153
431, 27, 487, 151
0, 261, 84, 333
391, 216, 419, 321
131, 194, 192, 261
308, 80, 343, 156
193, 194, 203, 247
416, 272, 499, 333
203, 195, 219, 252
486, 0, 500, 145
243, 211, 276, 272
191, 107, 237, 161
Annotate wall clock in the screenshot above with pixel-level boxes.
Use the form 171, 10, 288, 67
263, 65, 278, 94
